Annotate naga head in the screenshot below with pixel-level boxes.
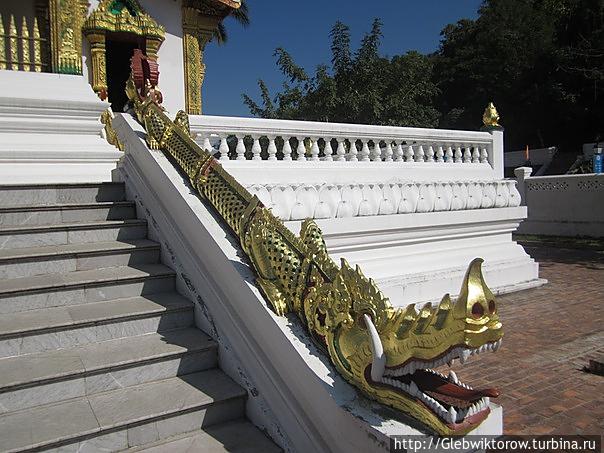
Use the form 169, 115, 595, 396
305, 257, 502, 435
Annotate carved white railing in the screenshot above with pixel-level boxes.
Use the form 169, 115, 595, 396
248, 180, 521, 221
188, 115, 502, 175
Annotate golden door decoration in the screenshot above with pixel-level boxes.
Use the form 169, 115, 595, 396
83, 0, 164, 99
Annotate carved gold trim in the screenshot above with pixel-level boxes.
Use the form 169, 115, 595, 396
83, 0, 165, 99
48, 0, 88, 74
181, 7, 218, 115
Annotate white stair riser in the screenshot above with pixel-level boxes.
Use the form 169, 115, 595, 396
0, 185, 125, 208
0, 310, 193, 358
36, 398, 246, 453
0, 224, 147, 249
0, 276, 175, 314
0, 205, 136, 227
0, 349, 217, 413
0, 248, 160, 279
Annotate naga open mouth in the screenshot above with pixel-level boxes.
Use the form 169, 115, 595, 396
363, 314, 501, 431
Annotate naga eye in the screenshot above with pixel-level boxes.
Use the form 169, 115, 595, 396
488, 300, 496, 314
471, 302, 484, 318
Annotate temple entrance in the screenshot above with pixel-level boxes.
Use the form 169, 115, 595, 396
105, 34, 144, 112
83, 0, 164, 103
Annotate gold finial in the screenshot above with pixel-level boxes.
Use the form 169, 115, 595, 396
482, 102, 501, 128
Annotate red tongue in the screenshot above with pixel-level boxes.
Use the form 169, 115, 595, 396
434, 382, 500, 400
413, 370, 499, 400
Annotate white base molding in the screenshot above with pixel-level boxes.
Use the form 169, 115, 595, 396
287, 207, 544, 307
0, 70, 121, 184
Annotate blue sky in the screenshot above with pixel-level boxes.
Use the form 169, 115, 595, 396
203, 0, 483, 117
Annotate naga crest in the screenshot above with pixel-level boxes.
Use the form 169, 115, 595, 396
126, 89, 504, 436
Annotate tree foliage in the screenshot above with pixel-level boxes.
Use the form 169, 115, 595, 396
243, 19, 441, 127
214, 0, 250, 44
434, 0, 604, 152
243, 0, 603, 154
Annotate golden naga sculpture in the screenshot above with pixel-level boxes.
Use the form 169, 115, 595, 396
125, 64, 503, 436
482, 102, 501, 128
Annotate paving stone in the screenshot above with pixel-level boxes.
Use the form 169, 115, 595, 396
436, 243, 604, 435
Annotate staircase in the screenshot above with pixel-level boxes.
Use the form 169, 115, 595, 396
0, 183, 279, 452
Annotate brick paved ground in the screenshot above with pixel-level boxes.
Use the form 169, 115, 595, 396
441, 243, 604, 435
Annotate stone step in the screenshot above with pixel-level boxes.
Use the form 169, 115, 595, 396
0, 239, 161, 279
0, 263, 175, 314
0, 182, 125, 208
129, 419, 281, 453
0, 328, 217, 412
0, 293, 193, 358
0, 370, 246, 453
0, 201, 136, 227
0, 219, 148, 249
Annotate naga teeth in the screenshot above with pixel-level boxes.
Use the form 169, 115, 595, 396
448, 406, 457, 424
409, 381, 419, 396
448, 370, 459, 383
460, 350, 470, 364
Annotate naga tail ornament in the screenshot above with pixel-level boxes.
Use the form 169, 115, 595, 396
125, 62, 503, 436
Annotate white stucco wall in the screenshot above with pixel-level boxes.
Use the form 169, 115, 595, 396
516, 172, 604, 237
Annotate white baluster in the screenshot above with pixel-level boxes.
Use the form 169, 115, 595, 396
415, 144, 425, 162
235, 135, 246, 160
296, 137, 306, 161
393, 141, 404, 162
404, 145, 414, 162
384, 141, 393, 162
360, 140, 370, 161
472, 145, 480, 163
310, 137, 320, 161
267, 135, 278, 161
251, 136, 262, 160
371, 140, 381, 162
454, 145, 463, 163
335, 138, 346, 161
445, 145, 454, 163
436, 145, 444, 163
282, 137, 293, 161
219, 135, 230, 161
348, 139, 358, 161
480, 147, 489, 163
426, 145, 435, 163
323, 138, 334, 161
202, 136, 212, 152
463, 144, 472, 163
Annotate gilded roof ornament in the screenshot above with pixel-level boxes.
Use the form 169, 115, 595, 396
482, 102, 501, 128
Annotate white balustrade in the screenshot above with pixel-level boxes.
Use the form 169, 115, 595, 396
188, 115, 504, 176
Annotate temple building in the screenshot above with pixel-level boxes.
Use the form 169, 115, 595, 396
0, 1, 542, 451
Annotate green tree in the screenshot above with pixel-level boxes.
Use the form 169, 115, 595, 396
213, 0, 250, 44
243, 19, 441, 127
434, 0, 603, 153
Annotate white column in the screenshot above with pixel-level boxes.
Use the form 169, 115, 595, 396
514, 166, 532, 205
235, 135, 246, 160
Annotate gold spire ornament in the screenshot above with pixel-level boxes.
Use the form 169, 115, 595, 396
0, 18, 6, 70
9, 15, 18, 70
33, 18, 42, 72
21, 17, 30, 72
482, 102, 501, 128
